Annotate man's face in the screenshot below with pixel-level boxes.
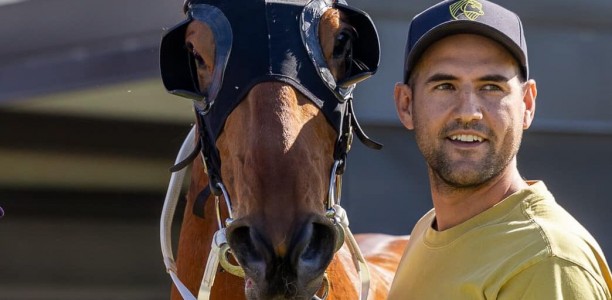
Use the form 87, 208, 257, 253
395, 34, 536, 188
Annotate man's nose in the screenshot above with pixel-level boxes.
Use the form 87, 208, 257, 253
454, 89, 483, 124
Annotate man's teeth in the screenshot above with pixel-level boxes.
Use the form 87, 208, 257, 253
450, 135, 483, 142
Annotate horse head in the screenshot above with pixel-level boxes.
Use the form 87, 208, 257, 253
160, 0, 380, 298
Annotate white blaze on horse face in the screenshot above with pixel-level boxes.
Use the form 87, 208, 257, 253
185, 21, 216, 95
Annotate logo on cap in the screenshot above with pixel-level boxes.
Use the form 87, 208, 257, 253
450, 0, 484, 21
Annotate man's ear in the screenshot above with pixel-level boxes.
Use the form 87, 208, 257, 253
394, 83, 415, 130
522, 79, 537, 130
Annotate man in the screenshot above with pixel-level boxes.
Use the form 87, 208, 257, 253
388, 0, 612, 299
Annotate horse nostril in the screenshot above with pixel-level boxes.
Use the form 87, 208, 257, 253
227, 220, 338, 299
227, 225, 269, 271
294, 222, 336, 274
228, 221, 337, 276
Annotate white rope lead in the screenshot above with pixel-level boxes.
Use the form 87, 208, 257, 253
333, 204, 371, 300
160, 126, 198, 300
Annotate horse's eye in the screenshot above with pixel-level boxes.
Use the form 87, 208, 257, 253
332, 29, 354, 59
186, 43, 207, 69
193, 52, 206, 68
185, 42, 211, 96
332, 28, 357, 81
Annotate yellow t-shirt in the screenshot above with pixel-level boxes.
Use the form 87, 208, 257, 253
388, 181, 612, 299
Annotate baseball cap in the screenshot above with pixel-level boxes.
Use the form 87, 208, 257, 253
403, 0, 528, 82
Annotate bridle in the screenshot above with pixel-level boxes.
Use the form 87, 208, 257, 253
160, 125, 372, 300
159, 0, 382, 299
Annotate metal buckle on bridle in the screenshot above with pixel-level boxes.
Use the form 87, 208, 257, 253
312, 273, 331, 300
214, 182, 233, 229
324, 159, 371, 300
214, 182, 245, 274
327, 160, 343, 211
212, 182, 245, 278
196, 181, 244, 298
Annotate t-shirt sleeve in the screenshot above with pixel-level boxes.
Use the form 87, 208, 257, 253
498, 256, 611, 300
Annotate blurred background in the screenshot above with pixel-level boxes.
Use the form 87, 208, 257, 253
0, 0, 610, 299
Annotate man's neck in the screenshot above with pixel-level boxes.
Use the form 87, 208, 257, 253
429, 161, 528, 231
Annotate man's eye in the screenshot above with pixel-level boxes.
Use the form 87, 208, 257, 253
434, 83, 454, 90
481, 84, 502, 91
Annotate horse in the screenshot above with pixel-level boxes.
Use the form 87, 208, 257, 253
158, 0, 409, 299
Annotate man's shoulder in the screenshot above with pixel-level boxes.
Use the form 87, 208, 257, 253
521, 185, 604, 265
518, 185, 611, 292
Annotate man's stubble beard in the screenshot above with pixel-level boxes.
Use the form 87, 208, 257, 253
414, 120, 522, 190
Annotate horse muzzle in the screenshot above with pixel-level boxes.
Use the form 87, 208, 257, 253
226, 213, 338, 299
